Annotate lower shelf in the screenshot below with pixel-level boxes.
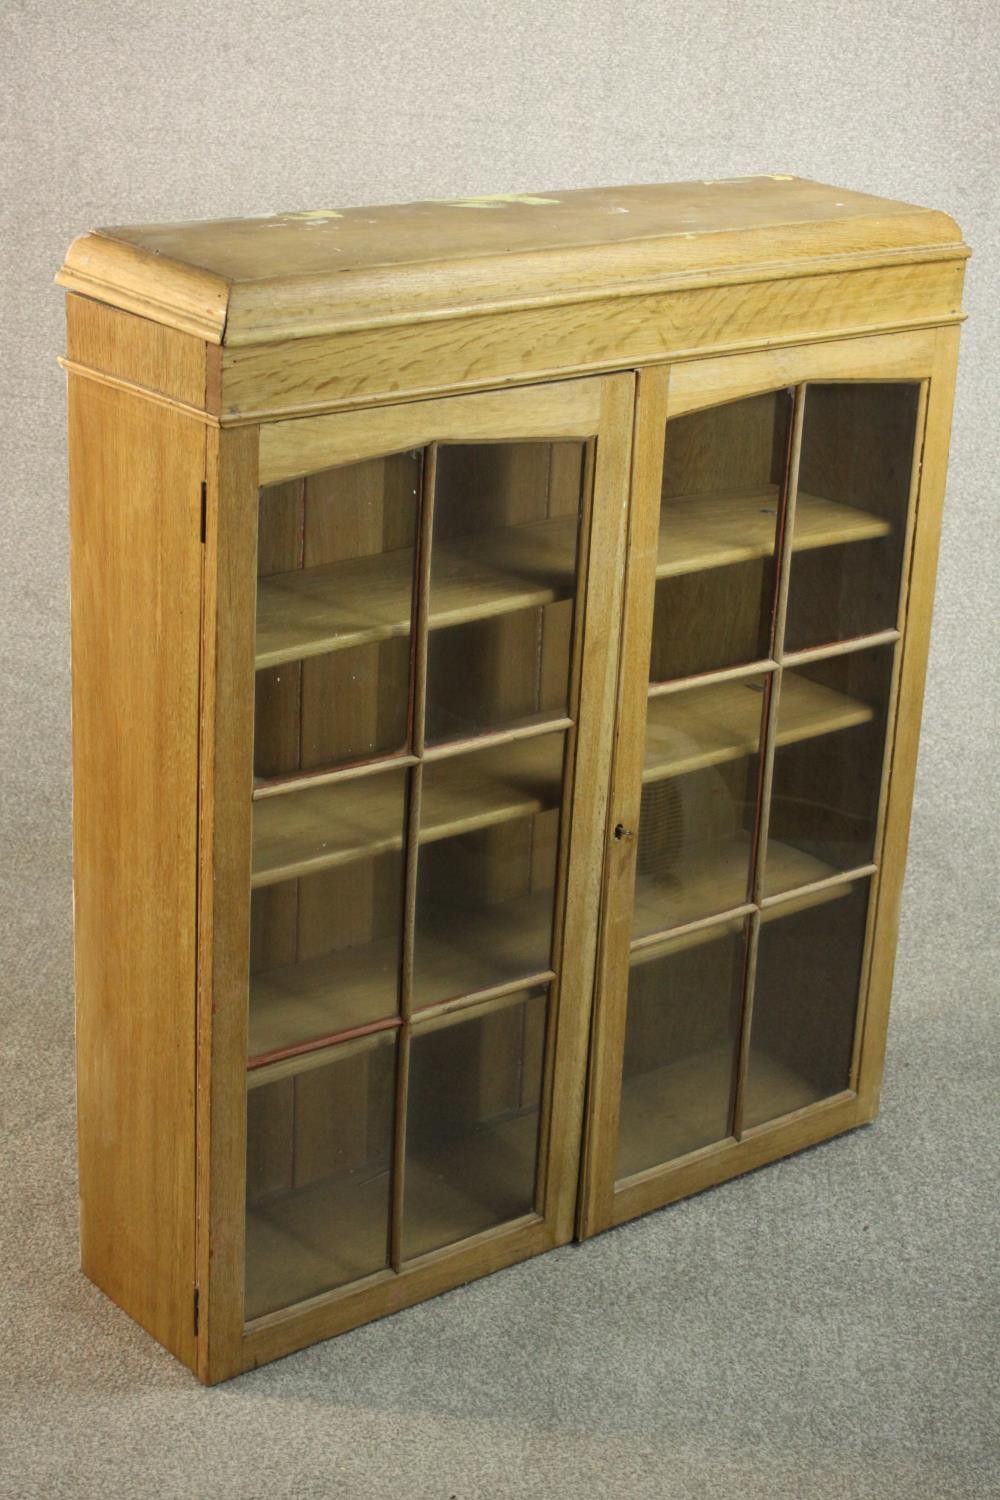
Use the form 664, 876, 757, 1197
632, 834, 838, 938
412, 888, 554, 1009
245, 1112, 539, 1321
249, 940, 399, 1062
249, 889, 554, 1064
616, 1043, 832, 1183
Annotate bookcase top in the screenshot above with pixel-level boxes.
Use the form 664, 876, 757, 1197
57, 175, 966, 347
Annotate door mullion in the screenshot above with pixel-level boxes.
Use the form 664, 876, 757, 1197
391, 443, 436, 1271
734, 384, 805, 1139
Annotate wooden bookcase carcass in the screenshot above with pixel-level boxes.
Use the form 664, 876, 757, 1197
58, 176, 967, 1381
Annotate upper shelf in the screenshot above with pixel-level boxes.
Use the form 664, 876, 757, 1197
256, 487, 886, 671
251, 732, 564, 887
657, 485, 889, 581
643, 671, 873, 784
256, 515, 578, 669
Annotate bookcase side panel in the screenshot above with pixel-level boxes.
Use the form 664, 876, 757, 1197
68, 373, 206, 1368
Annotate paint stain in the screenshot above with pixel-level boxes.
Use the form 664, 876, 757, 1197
440, 193, 561, 209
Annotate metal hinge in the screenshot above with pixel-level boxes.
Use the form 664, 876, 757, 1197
193, 1285, 200, 1337
199, 482, 207, 544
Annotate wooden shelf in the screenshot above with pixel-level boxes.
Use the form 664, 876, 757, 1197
248, 888, 554, 1064
421, 734, 564, 845
246, 1167, 391, 1320
251, 769, 405, 887
657, 485, 889, 580
629, 873, 851, 965
252, 733, 564, 887
249, 939, 399, 1063
618, 1045, 734, 1176
255, 489, 883, 670
616, 1043, 828, 1181
256, 515, 579, 669
413, 888, 555, 1009
403, 1111, 540, 1261
245, 1112, 538, 1320
643, 672, 873, 784
632, 834, 841, 940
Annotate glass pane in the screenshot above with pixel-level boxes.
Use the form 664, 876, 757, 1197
425, 442, 585, 743
251, 763, 407, 889
415, 732, 566, 1005
745, 880, 870, 1128
764, 646, 894, 897
403, 988, 546, 1259
652, 391, 792, 681
413, 811, 558, 1006
245, 1032, 396, 1319
255, 639, 411, 779
249, 854, 402, 1063
254, 452, 421, 780
426, 602, 574, 744
617, 920, 745, 1179
633, 676, 767, 938
785, 382, 920, 652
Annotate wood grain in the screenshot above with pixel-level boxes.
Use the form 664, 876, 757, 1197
540, 374, 635, 1239
66, 294, 209, 409
666, 327, 936, 416
68, 373, 204, 1368
259, 379, 604, 484
220, 259, 966, 423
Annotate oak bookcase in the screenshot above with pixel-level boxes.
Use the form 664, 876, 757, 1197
58, 176, 967, 1382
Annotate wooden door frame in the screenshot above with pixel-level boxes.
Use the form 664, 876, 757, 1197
577, 325, 960, 1240
195, 372, 635, 1381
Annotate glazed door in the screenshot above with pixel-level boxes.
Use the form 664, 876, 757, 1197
236, 376, 632, 1339
580, 335, 938, 1235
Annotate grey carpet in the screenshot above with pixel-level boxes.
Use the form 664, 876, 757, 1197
2, 0, 999, 1495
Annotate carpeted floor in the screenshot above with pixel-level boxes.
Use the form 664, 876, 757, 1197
1, 792, 998, 1498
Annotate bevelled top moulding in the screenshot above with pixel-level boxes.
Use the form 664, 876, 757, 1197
57, 176, 967, 424
57, 175, 967, 346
